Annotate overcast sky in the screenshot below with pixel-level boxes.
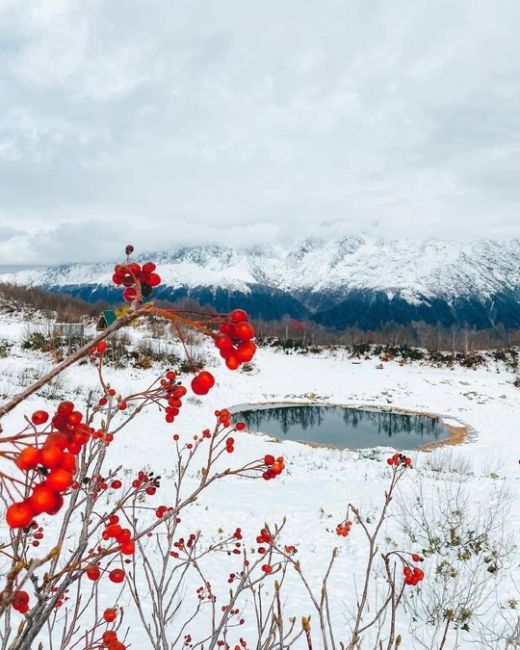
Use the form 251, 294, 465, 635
0, 0, 519, 264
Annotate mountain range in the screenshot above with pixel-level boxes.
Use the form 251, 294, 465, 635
2, 236, 520, 330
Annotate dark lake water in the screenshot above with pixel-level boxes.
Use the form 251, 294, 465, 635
232, 404, 450, 450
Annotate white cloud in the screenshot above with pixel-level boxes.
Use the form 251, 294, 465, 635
0, 0, 519, 263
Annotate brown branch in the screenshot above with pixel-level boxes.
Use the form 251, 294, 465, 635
438, 618, 451, 650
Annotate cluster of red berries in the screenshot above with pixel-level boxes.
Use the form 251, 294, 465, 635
112, 245, 161, 303
403, 563, 424, 586
387, 453, 412, 467
6, 402, 92, 529
195, 583, 216, 604
336, 520, 352, 537
50, 585, 70, 609
170, 533, 197, 559
216, 409, 232, 427
97, 386, 116, 409
101, 515, 135, 556
101, 630, 126, 650
131, 469, 160, 494
159, 371, 187, 424
256, 527, 273, 564
214, 309, 256, 370
262, 454, 285, 480
0, 590, 30, 614
17, 521, 45, 548
155, 504, 173, 519
214, 640, 247, 650
256, 527, 272, 546
219, 605, 244, 625
216, 527, 244, 556
227, 571, 239, 584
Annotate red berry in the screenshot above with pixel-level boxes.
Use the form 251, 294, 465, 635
6, 501, 33, 528
220, 322, 235, 336
103, 631, 117, 643
271, 462, 283, 475
46, 469, 73, 493
123, 287, 137, 302
13, 590, 29, 606
230, 309, 248, 323
109, 642, 126, 650
234, 321, 255, 341
40, 445, 64, 469
236, 341, 256, 362
119, 540, 135, 555
12, 590, 30, 612
86, 565, 101, 581
59, 453, 77, 472
31, 410, 49, 425
106, 523, 123, 538
46, 433, 67, 450
57, 401, 75, 416
109, 568, 125, 584
148, 273, 161, 287
16, 446, 41, 471
103, 607, 117, 622
29, 485, 58, 515
191, 371, 215, 395
225, 355, 240, 370
214, 334, 234, 352
46, 493, 64, 515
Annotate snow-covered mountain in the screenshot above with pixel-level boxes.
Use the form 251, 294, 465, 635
2, 236, 520, 329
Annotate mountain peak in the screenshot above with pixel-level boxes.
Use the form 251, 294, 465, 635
2, 237, 520, 329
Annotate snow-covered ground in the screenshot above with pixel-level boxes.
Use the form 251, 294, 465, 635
0, 312, 519, 648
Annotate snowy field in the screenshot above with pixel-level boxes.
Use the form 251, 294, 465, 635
0, 311, 519, 649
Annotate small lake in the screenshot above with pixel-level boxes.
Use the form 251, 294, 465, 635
232, 404, 451, 450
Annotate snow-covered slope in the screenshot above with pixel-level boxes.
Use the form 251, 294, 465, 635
2, 236, 520, 328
